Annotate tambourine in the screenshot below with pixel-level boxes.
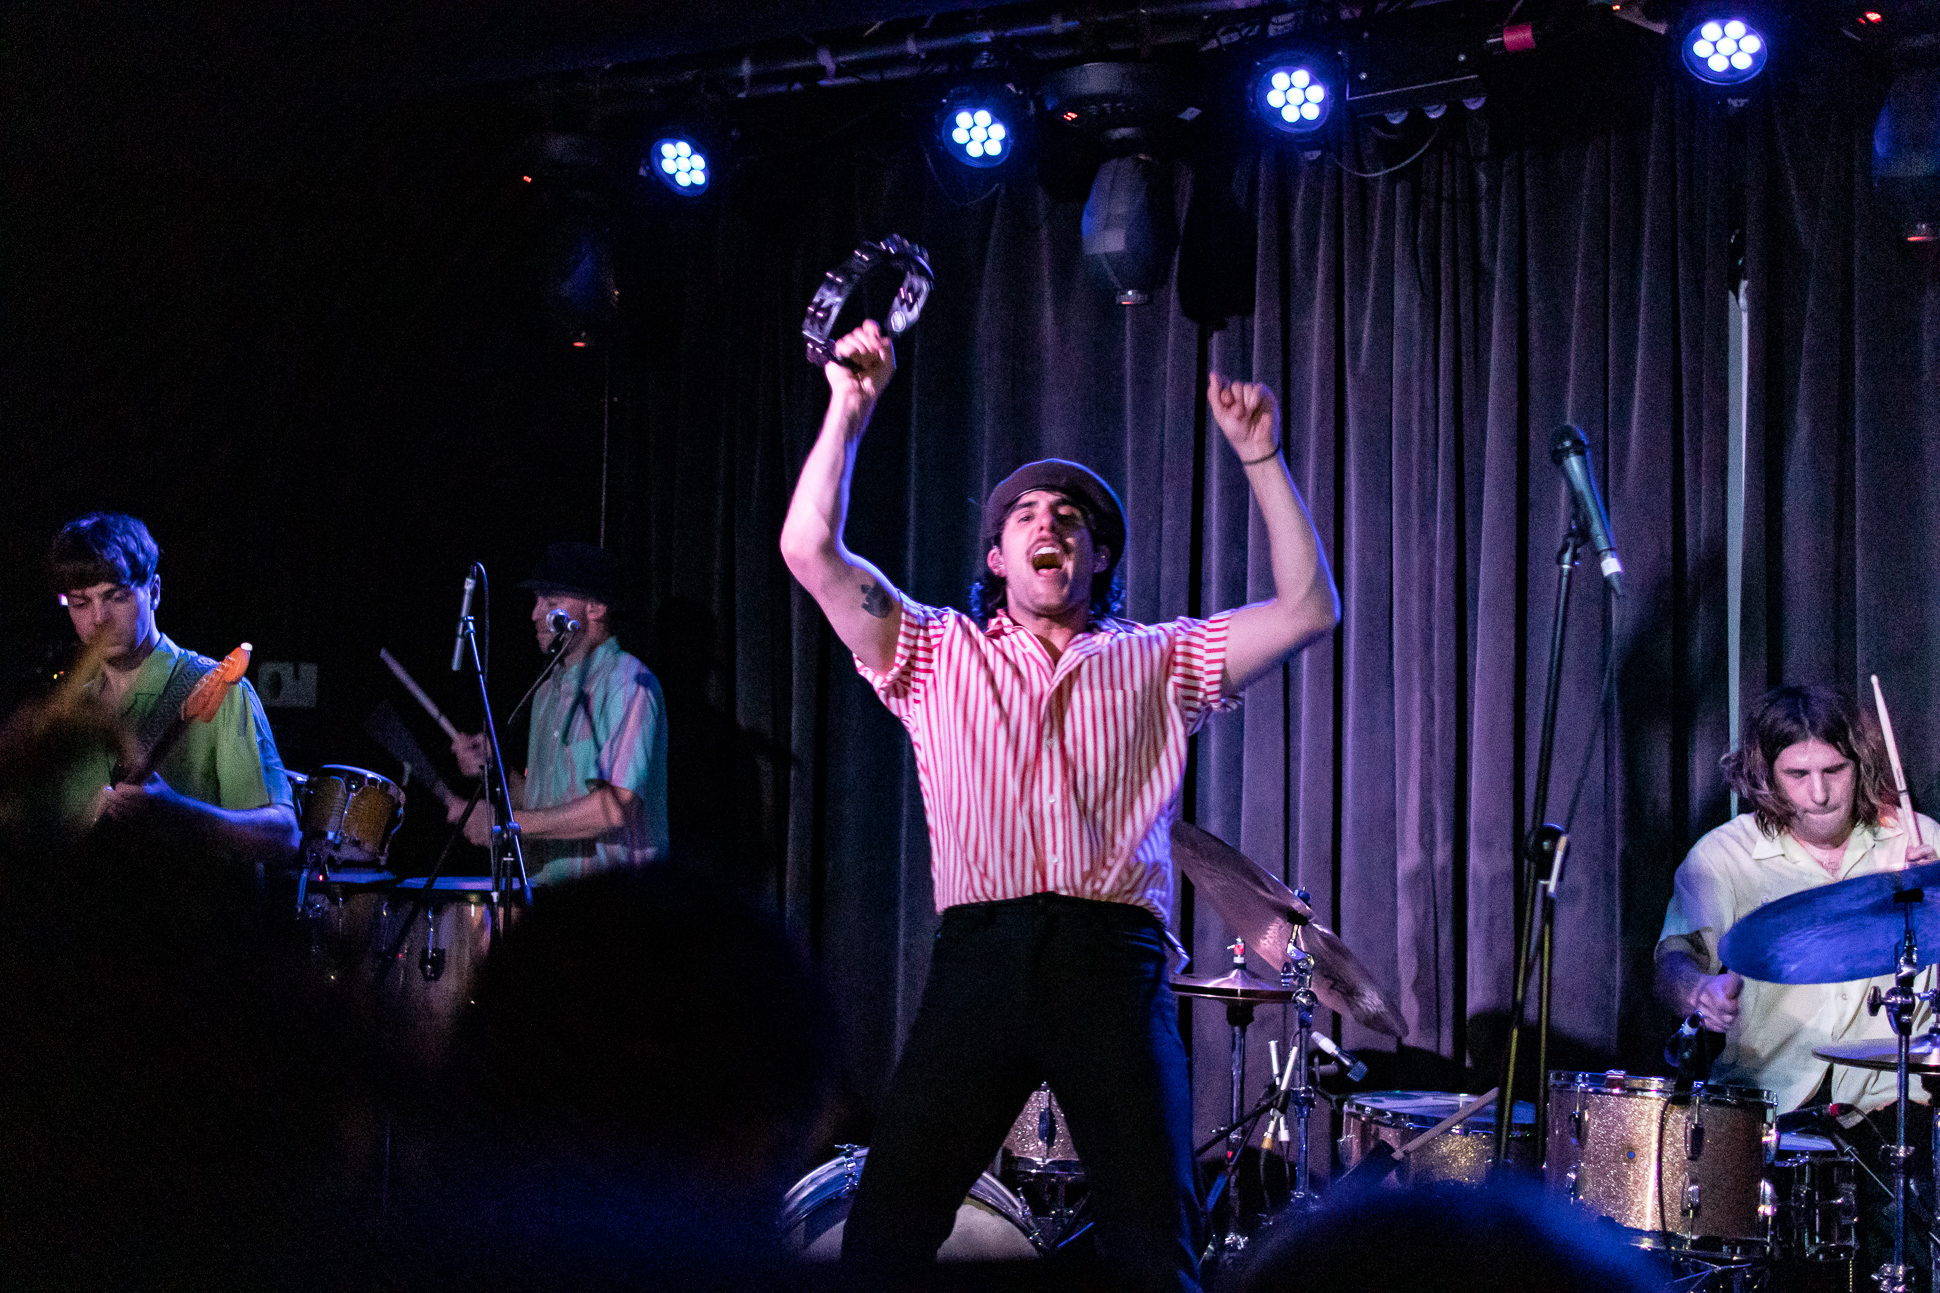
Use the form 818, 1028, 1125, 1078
802, 233, 934, 367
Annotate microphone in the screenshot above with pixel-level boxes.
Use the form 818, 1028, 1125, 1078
450, 567, 477, 671
1550, 426, 1624, 597
1664, 1011, 1703, 1069
1310, 1032, 1368, 1082
547, 608, 581, 636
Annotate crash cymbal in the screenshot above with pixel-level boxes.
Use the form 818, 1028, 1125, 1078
1813, 1034, 1940, 1075
1717, 859, 1940, 985
1170, 966, 1297, 1003
1171, 820, 1408, 1039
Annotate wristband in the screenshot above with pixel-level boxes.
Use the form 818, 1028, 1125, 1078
1238, 444, 1282, 466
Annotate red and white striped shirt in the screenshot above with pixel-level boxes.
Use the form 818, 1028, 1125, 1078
856, 594, 1239, 923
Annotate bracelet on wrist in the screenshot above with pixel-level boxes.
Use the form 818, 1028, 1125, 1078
1238, 443, 1281, 466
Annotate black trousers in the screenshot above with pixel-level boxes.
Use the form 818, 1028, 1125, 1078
841, 893, 1202, 1292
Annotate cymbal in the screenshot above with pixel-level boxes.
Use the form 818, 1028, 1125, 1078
1171, 820, 1408, 1038
1170, 966, 1297, 1003
1813, 1034, 1940, 1075
1717, 859, 1940, 985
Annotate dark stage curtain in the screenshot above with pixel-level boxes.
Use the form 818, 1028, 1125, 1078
615, 58, 1939, 1144
6, 44, 1935, 1154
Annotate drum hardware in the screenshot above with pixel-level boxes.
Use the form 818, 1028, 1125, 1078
999, 1084, 1094, 1251
1725, 857, 1940, 1293
1769, 1131, 1861, 1288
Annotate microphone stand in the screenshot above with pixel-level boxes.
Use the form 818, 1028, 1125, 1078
461, 613, 535, 909
1492, 522, 1585, 1171
377, 593, 575, 986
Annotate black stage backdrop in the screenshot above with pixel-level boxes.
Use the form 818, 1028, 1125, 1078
5, 35, 1938, 1153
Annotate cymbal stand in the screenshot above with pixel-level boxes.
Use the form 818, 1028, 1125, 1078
1867, 892, 1928, 1293
1282, 937, 1320, 1203
1204, 940, 1261, 1266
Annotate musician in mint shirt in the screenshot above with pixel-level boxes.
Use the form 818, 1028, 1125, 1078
451, 543, 669, 887
53, 512, 298, 862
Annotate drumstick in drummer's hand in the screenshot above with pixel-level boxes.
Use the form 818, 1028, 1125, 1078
380, 649, 462, 740
1871, 674, 1924, 848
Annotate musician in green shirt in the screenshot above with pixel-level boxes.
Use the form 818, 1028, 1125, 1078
53, 512, 298, 863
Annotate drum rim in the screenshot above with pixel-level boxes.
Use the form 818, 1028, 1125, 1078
778, 1148, 1036, 1240
1548, 1069, 1676, 1095
314, 763, 402, 787
1343, 1090, 1534, 1132
1690, 1080, 1777, 1111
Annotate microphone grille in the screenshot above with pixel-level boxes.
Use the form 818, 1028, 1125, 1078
1550, 424, 1588, 465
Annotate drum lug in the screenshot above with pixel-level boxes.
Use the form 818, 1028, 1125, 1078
1563, 1165, 1580, 1200
1756, 1177, 1774, 1240
1683, 1181, 1702, 1218
1570, 1107, 1584, 1144
1688, 1121, 1705, 1160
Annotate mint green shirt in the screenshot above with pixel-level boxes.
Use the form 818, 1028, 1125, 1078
521, 635, 669, 886
67, 634, 293, 821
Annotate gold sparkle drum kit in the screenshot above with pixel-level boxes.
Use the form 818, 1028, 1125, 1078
773, 817, 1940, 1290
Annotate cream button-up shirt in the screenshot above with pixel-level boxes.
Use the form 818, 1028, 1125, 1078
1658, 811, 1939, 1113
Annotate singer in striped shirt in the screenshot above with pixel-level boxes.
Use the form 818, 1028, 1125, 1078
780, 320, 1339, 1292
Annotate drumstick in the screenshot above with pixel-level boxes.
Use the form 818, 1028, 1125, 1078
1399, 1088, 1500, 1157
1871, 674, 1924, 848
380, 649, 461, 740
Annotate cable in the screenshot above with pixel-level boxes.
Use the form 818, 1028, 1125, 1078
1331, 119, 1445, 180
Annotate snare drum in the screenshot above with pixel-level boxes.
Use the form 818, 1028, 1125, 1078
1545, 1070, 1775, 1250
779, 1147, 1041, 1261
1004, 1084, 1082, 1179
299, 766, 405, 865
1339, 1091, 1537, 1185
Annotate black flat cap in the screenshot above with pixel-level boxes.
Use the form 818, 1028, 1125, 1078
981, 459, 1127, 573
520, 542, 624, 606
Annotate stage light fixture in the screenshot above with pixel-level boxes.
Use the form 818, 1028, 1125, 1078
1678, 11, 1769, 87
1253, 59, 1334, 136
645, 136, 710, 195
944, 104, 1007, 167
937, 86, 1025, 171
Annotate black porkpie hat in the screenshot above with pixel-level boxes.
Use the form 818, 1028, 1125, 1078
520, 542, 624, 606
980, 459, 1127, 574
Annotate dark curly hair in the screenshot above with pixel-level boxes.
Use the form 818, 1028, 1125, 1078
50, 512, 161, 594
968, 494, 1125, 624
1721, 684, 1894, 838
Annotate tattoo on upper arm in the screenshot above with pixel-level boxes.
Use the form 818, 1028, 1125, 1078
860, 582, 893, 618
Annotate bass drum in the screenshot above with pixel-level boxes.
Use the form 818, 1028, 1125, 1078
780, 1147, 1041, 1262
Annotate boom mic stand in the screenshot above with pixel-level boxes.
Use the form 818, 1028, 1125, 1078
1492, 521, 1588, 1171
378, 573, 573, 984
